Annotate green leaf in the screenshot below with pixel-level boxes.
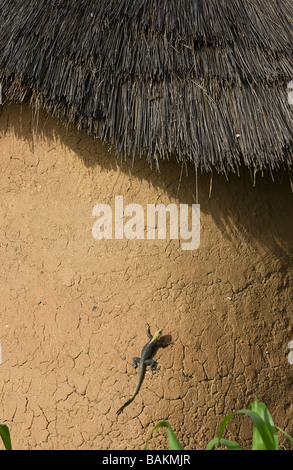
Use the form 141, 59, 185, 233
277, 427, 293, 447
217, 413, 235, 442
144, 421, 184, 450
237, 408, 277, 450
218, 439, 243, 450
0, 424, 12, 450
207, 437, 242, 450
207, 412, 237, 450
248, 398, 279, 450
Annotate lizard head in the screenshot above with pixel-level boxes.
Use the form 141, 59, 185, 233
152, 328, 163, 341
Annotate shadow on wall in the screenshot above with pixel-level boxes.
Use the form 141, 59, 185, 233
1, 101, 293, 264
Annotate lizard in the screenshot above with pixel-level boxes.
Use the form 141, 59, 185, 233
116, 323, 171, 415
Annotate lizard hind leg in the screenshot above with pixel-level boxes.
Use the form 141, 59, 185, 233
132, 357, 140, 368
145, 359, 157, 370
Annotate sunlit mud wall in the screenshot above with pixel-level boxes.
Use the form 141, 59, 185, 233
0, 103, 292, 449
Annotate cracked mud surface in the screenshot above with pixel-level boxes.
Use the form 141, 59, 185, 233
0, 103, 292, 449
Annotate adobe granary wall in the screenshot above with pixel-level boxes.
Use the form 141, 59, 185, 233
0, 103, 292, 449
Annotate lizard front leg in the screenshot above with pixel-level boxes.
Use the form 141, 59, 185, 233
146, 323, 152, 339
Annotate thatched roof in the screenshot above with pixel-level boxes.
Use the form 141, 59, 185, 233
0, 0, 292, 174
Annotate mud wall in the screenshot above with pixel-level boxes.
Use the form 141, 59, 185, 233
0, 103, 292, 449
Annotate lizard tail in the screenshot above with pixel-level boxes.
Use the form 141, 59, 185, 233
116, 386, 140, 415
116, 397, 134, 415
117, 364, 145, 415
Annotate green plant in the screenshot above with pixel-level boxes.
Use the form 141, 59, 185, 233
145, 398, 293, 450
144, 421, 184, 450
0, 424, 12, 450
208, 397, 293, 450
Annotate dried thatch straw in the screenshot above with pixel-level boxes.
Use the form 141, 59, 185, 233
0, 0, 292, 174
